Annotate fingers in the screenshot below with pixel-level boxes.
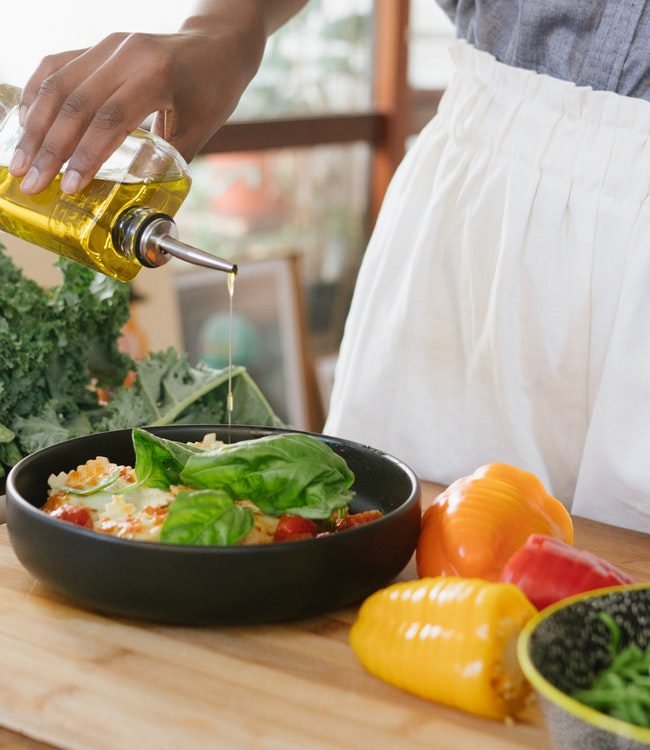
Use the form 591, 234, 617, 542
61, 78, 167, 193
9, 49, 87, 178
10, 25, 256, 196
11, 37, 126, 175
15, 79, 122, 194
19, 71, 162, 195
10, 34, 170, 194
18, 49, 85, 127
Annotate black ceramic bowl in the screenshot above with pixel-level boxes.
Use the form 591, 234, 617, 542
518, 585, 650, 750
6, 425, 421, 625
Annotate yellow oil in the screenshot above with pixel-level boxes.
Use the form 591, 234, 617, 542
226, 270, 236, 442
0, 167, 191, 281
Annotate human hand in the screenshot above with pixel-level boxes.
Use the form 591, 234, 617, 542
8, 5, 267, 195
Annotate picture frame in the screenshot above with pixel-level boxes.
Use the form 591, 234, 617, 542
173, 253, 323, 431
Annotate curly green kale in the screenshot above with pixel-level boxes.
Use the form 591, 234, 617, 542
0, 248, 281, 480
0, 250, 131, 426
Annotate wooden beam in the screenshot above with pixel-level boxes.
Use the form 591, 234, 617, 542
200, 112, 386, 154
370, 0, 410, 226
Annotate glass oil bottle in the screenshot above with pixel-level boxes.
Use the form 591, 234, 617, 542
0, 83, 236, 280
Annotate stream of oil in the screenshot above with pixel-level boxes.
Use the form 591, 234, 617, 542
226, 270, 236, 443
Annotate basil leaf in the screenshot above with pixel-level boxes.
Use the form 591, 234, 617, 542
180, 433, 354, 520
160, 489, 254, 546
133, 429, 204, 489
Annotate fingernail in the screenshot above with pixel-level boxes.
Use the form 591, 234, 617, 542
9, 148, 26, 175
61, 169, 82, 194
18, 105, 27, 127
20, 166, 40, 193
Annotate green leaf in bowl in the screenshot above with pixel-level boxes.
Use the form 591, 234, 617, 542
160, 489, 254, 546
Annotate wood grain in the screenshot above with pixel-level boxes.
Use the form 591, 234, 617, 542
0, 482, 646, 750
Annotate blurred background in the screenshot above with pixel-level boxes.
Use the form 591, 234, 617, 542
1, 0, 454, 428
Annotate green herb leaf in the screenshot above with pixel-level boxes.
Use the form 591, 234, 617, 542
0, 422, 20, 478
572, 612, 650, 728
132, 429, 205, 489
0, 248, 283, 481
97, 349, 282, 432
0, 423, 15, 444
12, 401, 94, 454
599, 612, 622, 657
160, 489, 254, 546
0, 249, 131, 473
181, 433, 354, 520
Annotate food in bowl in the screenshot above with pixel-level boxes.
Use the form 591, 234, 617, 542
6, 424, 421, 623
571, 611, 650, 729
518, 584, 650, 749
41, 428, 382, 545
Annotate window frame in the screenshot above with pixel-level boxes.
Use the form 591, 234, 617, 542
199, 0, 441, 228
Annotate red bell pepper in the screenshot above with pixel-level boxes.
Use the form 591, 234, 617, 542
498, 534, 633, 610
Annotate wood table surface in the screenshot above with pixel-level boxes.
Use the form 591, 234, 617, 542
0, 482, 647, 750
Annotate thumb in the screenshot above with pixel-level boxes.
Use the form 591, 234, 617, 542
151, 112, 206, 163
150, 110, 168, 140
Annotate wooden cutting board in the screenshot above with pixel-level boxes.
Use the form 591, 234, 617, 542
0, 483, 647, 750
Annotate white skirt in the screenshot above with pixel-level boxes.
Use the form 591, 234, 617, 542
325, 41, 650, 533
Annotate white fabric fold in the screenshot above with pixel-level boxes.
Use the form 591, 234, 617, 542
325, 41, 650, 532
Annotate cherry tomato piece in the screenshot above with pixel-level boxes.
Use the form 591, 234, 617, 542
51, 504, 93, 529
274, 515, 319, 542
336, 510, 383, 531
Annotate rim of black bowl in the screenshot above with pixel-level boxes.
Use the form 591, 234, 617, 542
517, 583, 650, 744
6, 424, 421, 554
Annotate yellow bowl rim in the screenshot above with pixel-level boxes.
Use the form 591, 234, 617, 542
517, 582, 650, 744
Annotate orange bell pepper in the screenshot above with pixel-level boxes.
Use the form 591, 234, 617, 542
416, 463, 573, 581
350, 577, 537, 720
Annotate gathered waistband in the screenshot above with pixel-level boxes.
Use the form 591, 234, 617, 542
437, 42, 650, 204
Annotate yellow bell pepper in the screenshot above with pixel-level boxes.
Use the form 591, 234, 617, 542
349, 577, 537, 720
416, 463, 573, 581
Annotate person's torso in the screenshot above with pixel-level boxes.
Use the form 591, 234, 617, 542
437, 0, 650, 101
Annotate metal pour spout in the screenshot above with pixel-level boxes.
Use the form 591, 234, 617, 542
155, 234, 238, 274
115, 206, 237, 274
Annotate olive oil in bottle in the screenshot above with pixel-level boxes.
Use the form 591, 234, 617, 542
0, 82, 236, 280
0, 167, 192, 281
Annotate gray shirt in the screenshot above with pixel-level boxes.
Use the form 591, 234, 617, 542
437, 0, 650, 101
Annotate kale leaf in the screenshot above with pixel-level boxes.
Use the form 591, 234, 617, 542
0, 250, 131, 428
0, 247, 282, 480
